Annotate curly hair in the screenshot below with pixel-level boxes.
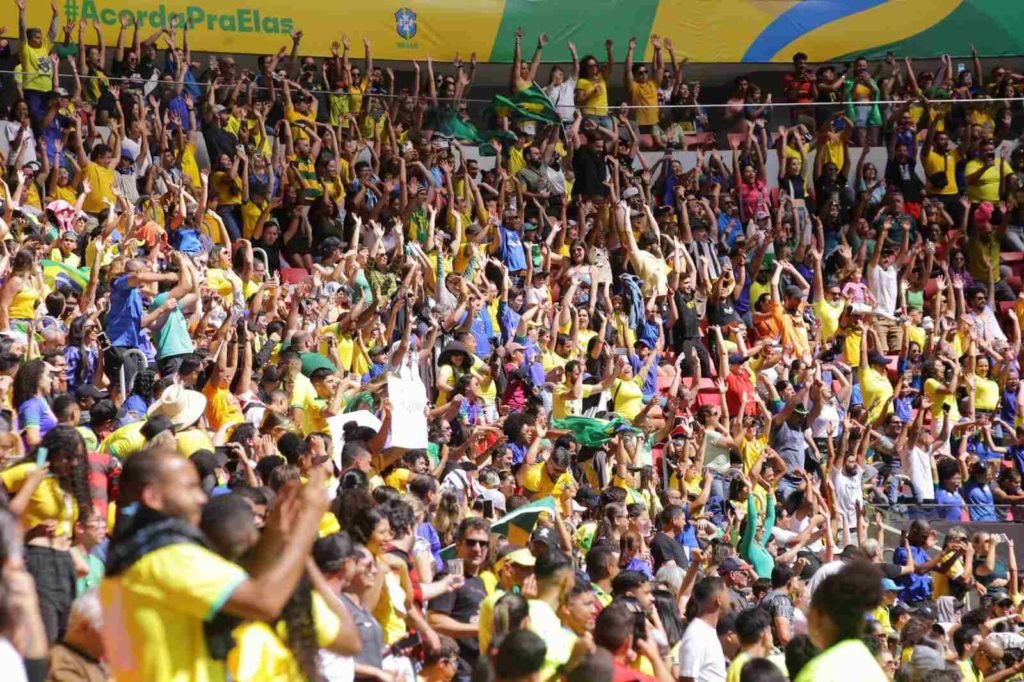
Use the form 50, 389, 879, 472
36, 426, 92, 522
279, 574, 323, 682
13, 358, 49, 409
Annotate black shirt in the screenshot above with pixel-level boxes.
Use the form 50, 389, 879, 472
428, 573, 487, 680
650, 531, 688, 572
572, 147, 608, 199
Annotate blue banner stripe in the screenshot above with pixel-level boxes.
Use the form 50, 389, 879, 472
743, 0, 888, 62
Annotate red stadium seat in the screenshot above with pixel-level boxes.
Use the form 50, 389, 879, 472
279, 267, 309, 285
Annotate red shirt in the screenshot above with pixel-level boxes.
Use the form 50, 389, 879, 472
612, 661, 658, 682
725, 368, 759, 418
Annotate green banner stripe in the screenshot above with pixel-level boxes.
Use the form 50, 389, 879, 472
488, 0, 662, 63
835, 1, 1024, 61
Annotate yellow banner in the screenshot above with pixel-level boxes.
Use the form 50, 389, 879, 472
11, 0, 505, 59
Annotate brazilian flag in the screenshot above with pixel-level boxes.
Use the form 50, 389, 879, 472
551, 415, 640, 449
491, 84, 560, 124
440, 496, 557, 560
41, 260, 89, 293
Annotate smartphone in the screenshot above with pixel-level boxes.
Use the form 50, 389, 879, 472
390, 632, 422, 655
482, 499, 494, 518
214, 445, 232, 460
35, 446, 48, 468
821, 370, 833, 385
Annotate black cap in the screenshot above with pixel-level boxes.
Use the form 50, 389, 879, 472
75, 385, 108, 400
868, 349, 890, 367
89, 399, 118, 426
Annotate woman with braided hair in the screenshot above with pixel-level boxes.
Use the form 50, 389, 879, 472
1, 425, 92, 643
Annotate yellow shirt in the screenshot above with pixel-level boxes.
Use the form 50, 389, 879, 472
285, 105, 316, 142
521, 461, 575, 502
611, 375, 645, 422
739, 434, 768, 476
527, 599, 577, 682
177, 429, 215, 458
8, 279, 40, 320
202, 384, 244, 432
181, 143, 201, 189
813, 298, 844, 342
922, 148, 960, 196
100, 421, 147, 459
20, 38, 53, 92
820, 137, 846, 171
1, 462, 79, 537
964, 158, 1011, 203
577, 76, 609, 116
860, 366, 894, 423
50, 184, 77, 205
83, 162, 116, 214
211, 172, 243, 206
974, 375, 1000, 412
384, 467, 414, 493
925, 377, 960, 423
629, 80, 659, 126
227, 591, 341, 682
241, 200, 267, 240
99, 543, 248, 682
289, 373, 328, 436
631, 249, 669, 297
552, 382, 599, 420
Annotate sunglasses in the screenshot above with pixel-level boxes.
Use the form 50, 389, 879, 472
462, 538, 488, 548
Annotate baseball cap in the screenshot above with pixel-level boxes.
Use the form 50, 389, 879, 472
213, 104, 228, 114
494, 547, 536, 571
55, 87, 69, 97
622, 187, 640, 200
784, 285, 807, 299
506, 341, 526, 353
75, 385, 108, 400
881, 578, 900, 592
720, 556, 752, 573
867, 349, 889, 367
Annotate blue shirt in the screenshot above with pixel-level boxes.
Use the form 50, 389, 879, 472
17, 396, 56, 445
417, 521, 444, 573
498, 301, 521, 345
106, 275, 144, 348
718, 213, 744, 250
499, 226, 527, 272
469, 309, 494, 358
893, 544, 932, 604
1008, 444, 1024, 475
629, 353, 660, 400
509, 441, 528, 467
935, 487, 965, 521
961, 480, 999, 521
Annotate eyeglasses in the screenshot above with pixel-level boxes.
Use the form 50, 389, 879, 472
462, 538, 488, 548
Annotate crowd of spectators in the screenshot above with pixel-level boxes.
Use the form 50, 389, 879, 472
4, 1, 1024, 681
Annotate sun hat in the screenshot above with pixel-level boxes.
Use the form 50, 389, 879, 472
147, 384, 207, 430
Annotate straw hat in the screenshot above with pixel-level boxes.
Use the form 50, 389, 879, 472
147, 384, 207, 430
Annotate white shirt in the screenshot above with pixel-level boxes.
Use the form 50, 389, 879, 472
678, 617, 726, 682
831, 465, 863, 530
867, 264, 899, 317
545, 79, 577, 122
0, 638, 27, 682
908, 445, 936, 501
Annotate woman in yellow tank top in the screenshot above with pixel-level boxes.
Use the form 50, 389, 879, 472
0, 249, 43, 329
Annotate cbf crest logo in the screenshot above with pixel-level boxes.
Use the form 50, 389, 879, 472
395, 8, 417, 40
